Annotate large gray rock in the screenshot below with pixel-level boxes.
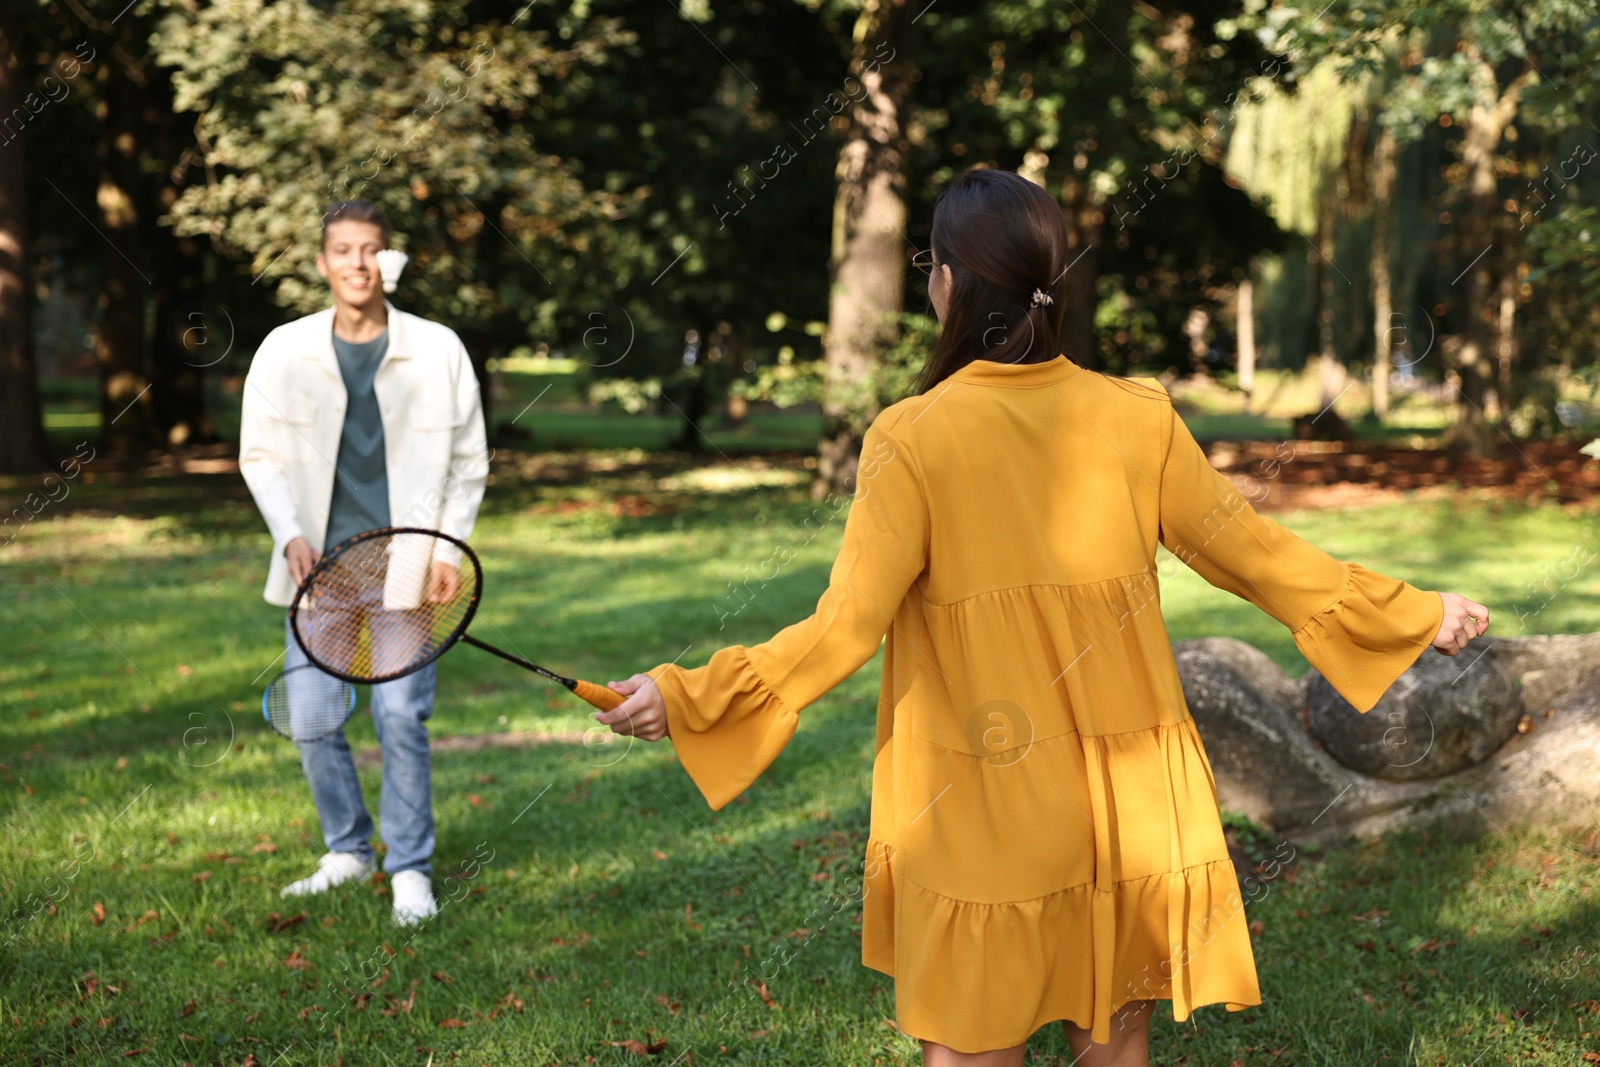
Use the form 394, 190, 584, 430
1175, 634, 1600, 847
1172, 638, 1343, 830
1305, 644, 1521, 780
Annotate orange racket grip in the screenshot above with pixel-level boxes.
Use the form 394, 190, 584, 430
570, 678, 625, 712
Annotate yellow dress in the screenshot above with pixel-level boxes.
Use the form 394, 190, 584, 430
649, 355, 1443, 1052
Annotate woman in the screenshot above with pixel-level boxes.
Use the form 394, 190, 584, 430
597, 168, 1488, 1066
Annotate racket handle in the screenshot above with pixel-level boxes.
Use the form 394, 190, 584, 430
570, 677, 625, 712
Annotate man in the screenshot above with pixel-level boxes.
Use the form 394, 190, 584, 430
239, 199, 488, 925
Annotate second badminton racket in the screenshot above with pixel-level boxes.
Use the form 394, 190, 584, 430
263, 664, 358, 742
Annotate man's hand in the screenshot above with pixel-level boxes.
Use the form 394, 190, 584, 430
285, 536, 320, 587
1433, 592, 1489, 656
593, 673, 670, 742
427, 560, 461, 603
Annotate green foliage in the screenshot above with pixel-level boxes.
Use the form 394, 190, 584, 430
731, 313, 937, 436
156, 0, 629, 338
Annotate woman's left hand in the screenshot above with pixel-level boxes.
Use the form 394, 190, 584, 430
594, 673, 670, 741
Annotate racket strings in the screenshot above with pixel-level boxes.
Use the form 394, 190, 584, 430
295, 531, 479, 684
263, 665, 356, 743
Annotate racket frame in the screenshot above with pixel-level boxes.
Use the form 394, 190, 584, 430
290, 526, 485, 686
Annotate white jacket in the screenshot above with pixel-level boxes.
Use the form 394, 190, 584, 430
238, 303, 489, 607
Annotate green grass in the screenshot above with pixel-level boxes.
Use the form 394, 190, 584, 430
2, 454, 1599, 1065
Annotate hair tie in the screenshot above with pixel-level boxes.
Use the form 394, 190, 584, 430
1030, 288, 1055, 308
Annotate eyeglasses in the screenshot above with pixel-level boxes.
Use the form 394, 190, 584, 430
910, 248, 939, 276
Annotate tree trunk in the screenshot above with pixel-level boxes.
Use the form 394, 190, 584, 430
0, 18, 49, 473
1494, 243, 1517, 421
146, 64, 211, 446
94, 47, 154, 454
1236, 276, 1255, 410
1313, 178, 1344, 410
814, 0, 911, 500
1058, 173, 1104, 370
673, 370, 710, 453
1446, 55, 1532, 455
460, 327, 501, 443
1369, 125, 1397, 421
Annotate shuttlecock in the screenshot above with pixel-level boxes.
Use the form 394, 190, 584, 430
376, 249, 409, 293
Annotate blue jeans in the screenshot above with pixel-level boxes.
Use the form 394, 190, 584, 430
284, 616, 436, 876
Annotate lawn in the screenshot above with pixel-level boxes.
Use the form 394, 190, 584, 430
2, 445, 1598, 1065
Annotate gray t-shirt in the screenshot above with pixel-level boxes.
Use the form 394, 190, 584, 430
324, 329, 391, 549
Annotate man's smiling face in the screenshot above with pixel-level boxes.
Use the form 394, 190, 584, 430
315, 220, 387, 308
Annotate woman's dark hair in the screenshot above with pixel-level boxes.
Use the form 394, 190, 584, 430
321, 200, 390, 247
914, 168, 1069, 393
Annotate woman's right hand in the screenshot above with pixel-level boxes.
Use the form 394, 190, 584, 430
1433, 592, 1489, 656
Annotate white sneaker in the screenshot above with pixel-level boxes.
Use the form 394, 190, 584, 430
279, 852, 376, 898
391, 870, 438, 927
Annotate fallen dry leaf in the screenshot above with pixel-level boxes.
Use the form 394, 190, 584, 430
282, 948, 314, 970
251, 842, 279, 854
485, 991, 524, 1019
378, 989, 416, 1017
121, 910, 158, 933
606, 1036, 668, 1056
263, 912, 308, 934
438, 1018, 468, 1029
550, 932, 593, 948
91, 903, 105, 926
431, 971, 454, 984
191, 871, 212, 884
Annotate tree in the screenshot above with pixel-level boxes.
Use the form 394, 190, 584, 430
155, 0, 630, 434
1273, 0, 1600, 451
0, 11, 50, 473
916, 0, 1286, 376
814, 0, 913, 496
528, 0, 839, 453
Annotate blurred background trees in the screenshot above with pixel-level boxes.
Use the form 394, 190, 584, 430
2, 0, 1597, 475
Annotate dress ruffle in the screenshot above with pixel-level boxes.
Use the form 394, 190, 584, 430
1291, 562, 1444, 713
657, 646, 797, 811
862, 838, 1260, 1052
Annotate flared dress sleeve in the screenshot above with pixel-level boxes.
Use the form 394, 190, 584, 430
1156, 400, 1444, 712
650, 416, 930, 810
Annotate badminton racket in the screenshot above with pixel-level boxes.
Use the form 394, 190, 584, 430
288, 526, 624, 711
262, 664, 358, 743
